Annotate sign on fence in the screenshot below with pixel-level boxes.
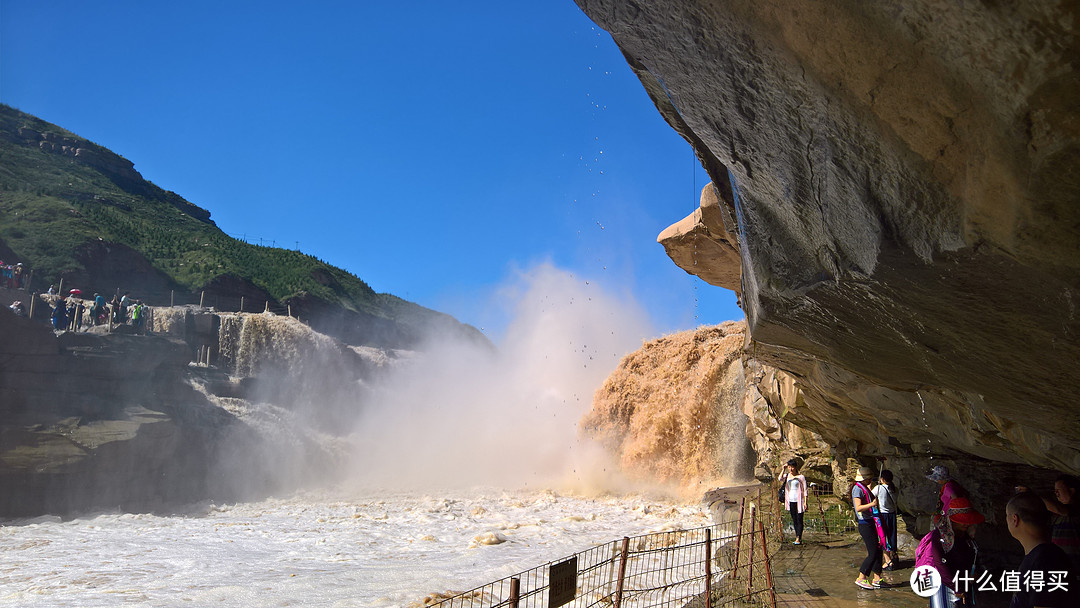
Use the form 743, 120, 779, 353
548, 556, 578, 608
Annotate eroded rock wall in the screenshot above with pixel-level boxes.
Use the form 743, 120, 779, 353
0, 309, 253, 517
579, 0, 1080, 474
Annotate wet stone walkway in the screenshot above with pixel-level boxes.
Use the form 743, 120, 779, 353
770, 533, 923, 608
768, 532, 1012, 608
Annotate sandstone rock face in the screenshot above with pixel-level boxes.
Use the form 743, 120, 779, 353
657, 183, 742, 295
579, 0, 1080, 473
740, 359, 831, 483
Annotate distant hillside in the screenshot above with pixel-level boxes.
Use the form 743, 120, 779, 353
0, 104, 483, 349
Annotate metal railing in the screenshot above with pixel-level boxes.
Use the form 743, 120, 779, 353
426, 490, 780, 608
771, 480, 859, 541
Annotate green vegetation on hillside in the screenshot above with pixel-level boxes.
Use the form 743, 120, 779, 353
0, 104, 428, 324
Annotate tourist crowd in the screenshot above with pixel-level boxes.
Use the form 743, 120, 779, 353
778, 459, 1079, 607
8, 286, 148, 335
0, 260, 29, 289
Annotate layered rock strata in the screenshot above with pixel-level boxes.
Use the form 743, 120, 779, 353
579, 0, 1080, 476
0, 304, 400, 518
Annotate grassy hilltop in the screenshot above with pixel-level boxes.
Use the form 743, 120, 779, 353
0, 104, 476, 346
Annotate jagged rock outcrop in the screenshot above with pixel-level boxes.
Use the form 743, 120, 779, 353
740, 359, 831, 481
578, 1, 1080, 477
657, 183, 742, 296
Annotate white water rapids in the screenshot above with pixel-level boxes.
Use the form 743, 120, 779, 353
0, 488, 709, 607
1, 267, 723, 606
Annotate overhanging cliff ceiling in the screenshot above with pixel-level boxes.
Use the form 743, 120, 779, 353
578, 0, 1080, 471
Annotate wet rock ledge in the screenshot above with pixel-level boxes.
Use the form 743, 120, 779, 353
0, 310, 250, 517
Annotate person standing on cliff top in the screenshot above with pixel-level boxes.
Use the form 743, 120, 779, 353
779, 459, 808, 545
50, 298, 67, 331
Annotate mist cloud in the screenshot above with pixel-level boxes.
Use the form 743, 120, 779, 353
345, 262, 655, 491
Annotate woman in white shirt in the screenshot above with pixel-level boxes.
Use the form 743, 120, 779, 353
778, 458, 808, 544
873, 469, 899, 568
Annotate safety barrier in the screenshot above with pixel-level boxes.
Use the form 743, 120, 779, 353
425, 489, 779, 608
773, 481, 858, 538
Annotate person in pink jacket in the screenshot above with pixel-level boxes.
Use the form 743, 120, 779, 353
779, 458, 808, 544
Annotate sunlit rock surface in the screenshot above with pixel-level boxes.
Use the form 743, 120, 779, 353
580, 0, 1080, 473
657, 183, 742, 295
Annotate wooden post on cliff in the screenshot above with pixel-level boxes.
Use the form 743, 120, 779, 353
240, 296, 245, 313
614, 536, 630, 608
58, 278, 63, 296
28, 293, 35, 320
264, 300, 269, 313
733, 497, 745, 578
287, 305, 291, 318
509, 577, 520, 608
199, 291, 205, 308
170, 290, 174, 307
704, 527, 713, 608
759, 517, 778, 608
747, 505, 756, 599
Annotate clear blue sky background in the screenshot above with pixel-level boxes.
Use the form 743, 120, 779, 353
1, 1, 743, 339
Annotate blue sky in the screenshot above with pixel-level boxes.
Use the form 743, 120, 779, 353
1, 1, 743, 339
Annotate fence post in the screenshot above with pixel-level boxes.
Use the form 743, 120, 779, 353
733, 497, 745, 578
170, 290, 174, 307
759, 517, 778, 608
288, 304, 291, 318
817, 486, 830, 536
705, 528, 712, 608
614, 536, 629, 608
58, 278, 63, 296
240, 297, 245, 313
200, 291, 205, 308
509, 577, 520, 608
29, 293, 35, 320
747, 505, 756, 599
264, 300, 269, 313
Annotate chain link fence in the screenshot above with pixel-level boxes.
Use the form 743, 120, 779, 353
424, 489, 780, 608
